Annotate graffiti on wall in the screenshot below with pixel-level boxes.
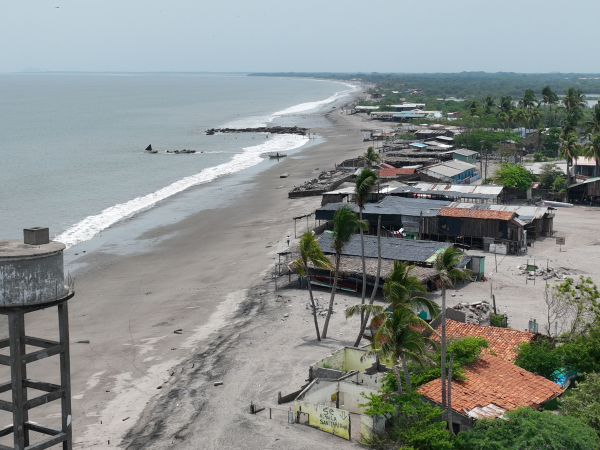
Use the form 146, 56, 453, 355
295, 401, 350, 440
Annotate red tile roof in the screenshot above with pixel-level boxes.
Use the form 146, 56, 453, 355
417, 354, 562, 418
434, 319, 534, 362
438, 207, 516, 220
378, 167, 417, 177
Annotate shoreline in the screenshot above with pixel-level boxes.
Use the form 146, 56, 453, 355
32, 90, 375, 448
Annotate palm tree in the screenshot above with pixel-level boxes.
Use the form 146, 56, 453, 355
540, 86, 559, 124
469, 101, 478, 128
347, 261, 440, 381
363, 146, 381, 166
562, 87, 586, 113
321, 205, 368, 339
584, 133, 600, 178
499, 95, 513, 114
560, 130, 582, 186
584, 103, 600, 136
293, 232, 332, 341
520, 89, 537, 110
529, 107, 542, 128
434, 246, 472, 424
347, 304, 436, 392
355, 168, 379, 332
515, 108, 529, 138
484, 97, 496, 115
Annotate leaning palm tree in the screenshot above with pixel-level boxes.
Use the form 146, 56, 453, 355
293, 232, 333, 341
584, 133, 600, 178
355, 168, 379, 330
434, 246, 472, 419
383, 261, 440, 318
363, 146, 381, 166
347, 304, 436, 392
321, 206, 368, 339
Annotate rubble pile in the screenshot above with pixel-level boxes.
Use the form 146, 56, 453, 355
288, 171, 352, 198
305, 296, 335, 318
515, 264, 572, 281
452, 300, 493, 325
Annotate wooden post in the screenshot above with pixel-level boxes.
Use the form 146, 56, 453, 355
58, 302, 73, 450
9, 312, 26, 450
294, 219, 297, 238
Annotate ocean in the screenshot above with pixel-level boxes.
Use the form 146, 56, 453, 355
0, 73, 355, 247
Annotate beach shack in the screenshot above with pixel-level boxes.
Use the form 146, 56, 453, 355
436, 206, 526, 254
443, 149, 479, 165
567, 177, 600, 204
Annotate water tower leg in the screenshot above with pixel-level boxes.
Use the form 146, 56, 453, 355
8, 312, 26, 449
58, 302, 73, 450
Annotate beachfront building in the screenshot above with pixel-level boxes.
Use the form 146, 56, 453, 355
417, 354, 563, 432
389, 182, 505, 203
567, 177, 600, 204
418, 160, 477, 184
442, 149, 478, 165
446, 203, 555, 241
436, 206, 527, 254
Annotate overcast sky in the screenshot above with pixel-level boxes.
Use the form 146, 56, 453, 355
1, 0, 599, 73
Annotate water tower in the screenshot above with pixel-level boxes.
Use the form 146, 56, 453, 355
0, 228, 73, 449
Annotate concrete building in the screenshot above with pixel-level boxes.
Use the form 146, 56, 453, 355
442, 149, 479, 165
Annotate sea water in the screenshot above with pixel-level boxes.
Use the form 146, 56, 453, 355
0, 73, 355, 246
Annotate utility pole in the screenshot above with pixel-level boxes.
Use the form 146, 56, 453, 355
479, 140, 485, 179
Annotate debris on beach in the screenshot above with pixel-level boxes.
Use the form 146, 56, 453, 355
306, 298, 335, 318
214, 381, 224, 386
452, 300, 493, 325
515, 264, 571, 280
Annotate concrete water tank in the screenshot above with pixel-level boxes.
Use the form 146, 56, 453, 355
0, 231, 69, 306
0, 228, 74, 449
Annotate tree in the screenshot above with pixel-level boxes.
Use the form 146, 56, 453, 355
494, 163, 536, 191
363, 146, 380, 165
499, 95, 513, 114
455, 407, 600, 450
584, 133, 600, 177
560, 373, 600, 437
355, 168, 379, 335
353, 216, 382, 347
293, 232, 332, 341
321, 206, 368, 339
348, 304, 435, 393
514, 339, 562, 380
585, 103, 600, 135
433, 246, 471, 427
562, 87, 587, 113
520, 89, 538, 110
541, 86, 559, 118
484, 96, 496, 114
360, 391, 453, 450
559, 131, 582, 186
539, 163, 565, 189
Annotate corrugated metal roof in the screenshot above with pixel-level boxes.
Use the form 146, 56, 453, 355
466, 404, 507, 420
420, 160, 475, 178
438, 207, 516, 220
390, 183, 504, 199
415, 129, 448, 136
447, 203, 552, 220
393, 113, 427, 118
317, 233, 451, 263
451, 149, 478, 156
436, 136, 454, 142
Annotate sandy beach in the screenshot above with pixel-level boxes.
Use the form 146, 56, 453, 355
0, 95, 389, 449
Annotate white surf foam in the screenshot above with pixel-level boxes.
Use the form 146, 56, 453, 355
55, 134, 308, 248
272, 83, 358, 116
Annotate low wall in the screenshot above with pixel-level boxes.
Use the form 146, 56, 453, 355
361, 414, 386, 442
295, 400, 351, 440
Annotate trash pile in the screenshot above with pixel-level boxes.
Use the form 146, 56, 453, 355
515, 264, 572, 281
452, 300, 493, 325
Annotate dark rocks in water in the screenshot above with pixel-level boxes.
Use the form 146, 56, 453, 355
205, 126, 308, 136
145, 144, 153, 151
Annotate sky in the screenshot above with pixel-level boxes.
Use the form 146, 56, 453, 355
1, 0, 599, 74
